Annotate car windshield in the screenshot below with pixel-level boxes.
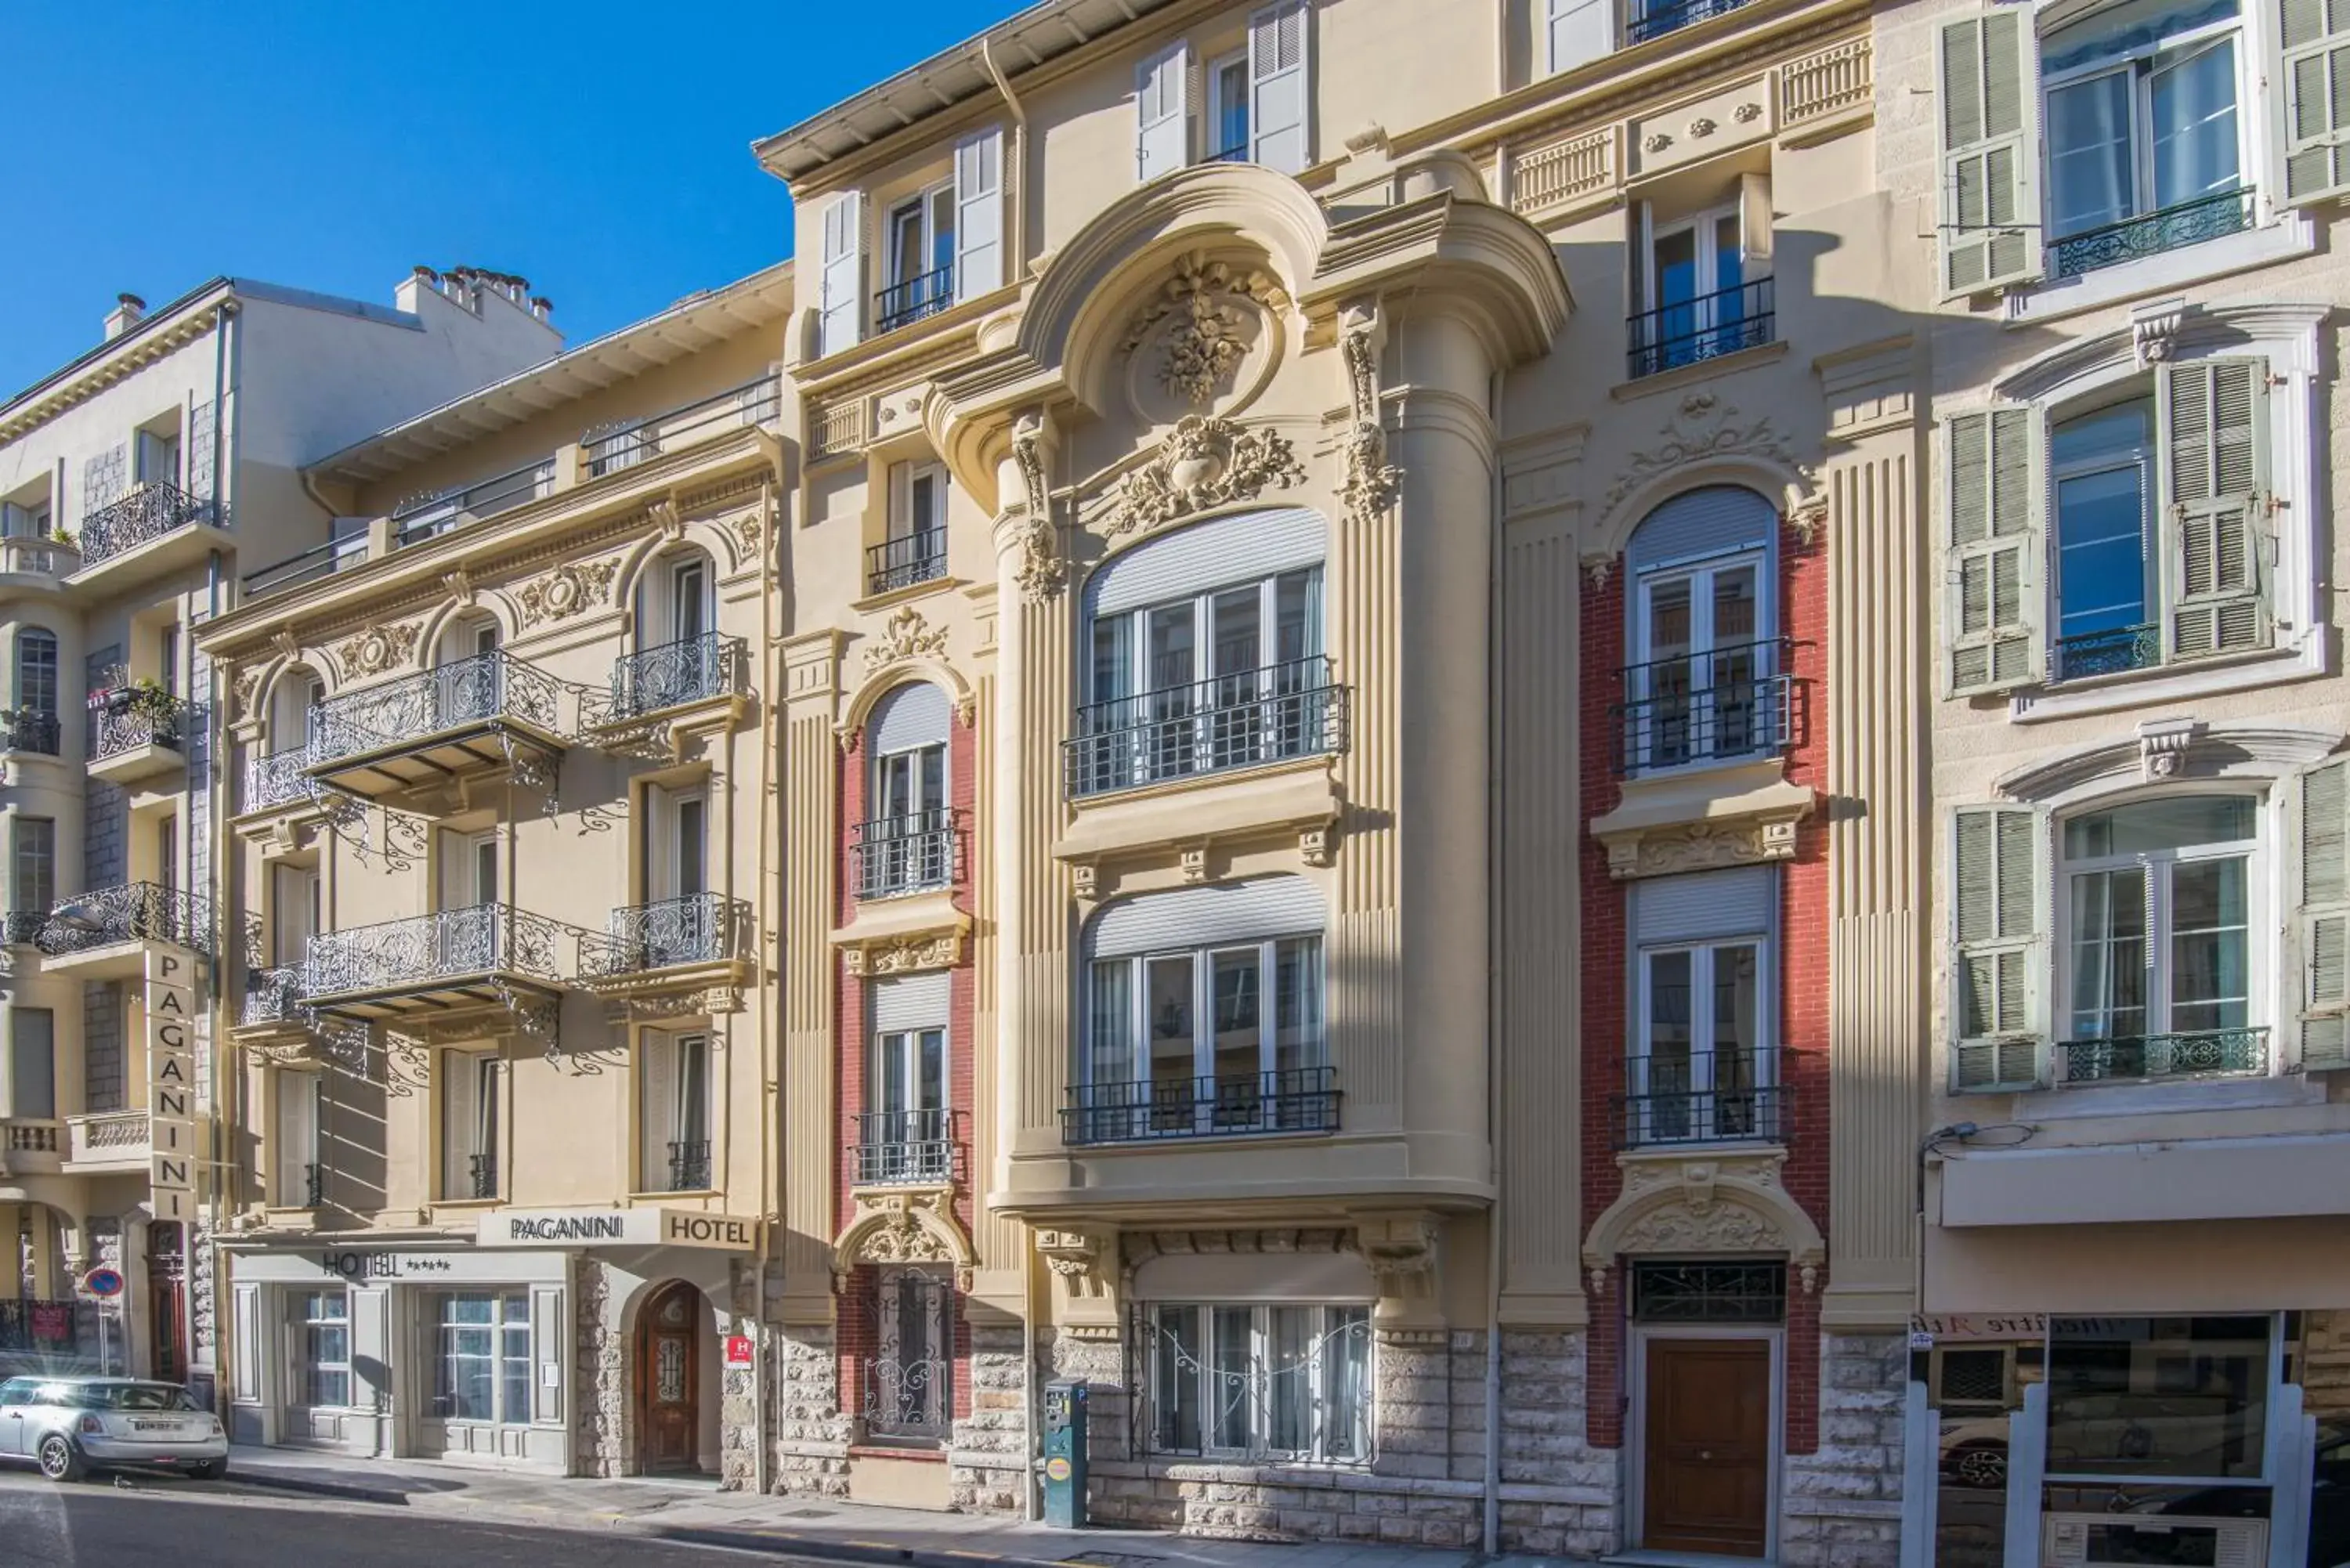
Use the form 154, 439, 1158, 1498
52, 1383, 193, 1411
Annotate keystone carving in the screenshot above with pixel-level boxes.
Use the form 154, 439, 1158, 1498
515, 558, 618, 627
1121, 251, 1290, 408
332, 621, 420, 681
862, 605, 949, 675
1099, 416, 1307, 540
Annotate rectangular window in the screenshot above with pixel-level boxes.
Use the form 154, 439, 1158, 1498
441, 1053, 501, 1200
295, 1289, 351, 1408
14, 632, 56, 717
1632, 203, 1770, 378
1147, 1302, 1369, 1461
11, 1007, 54, 1120
429, 1291, 533, 1425
13, 818, 53, 920
136, 429, 180, 488
1208, 52, 1251, 162
642, 1030, 711, 1192
2052, 396, 2157, 676
1632, 939, 1773, 1143
873, 463, 949, 594
1085, 935, 1327, 1137
2045, 1314, 2271, 1481
273, 864, 320, 967
880, 186, 955, 331
1628, 554, 1773, 771
276, 1070, 321, 1208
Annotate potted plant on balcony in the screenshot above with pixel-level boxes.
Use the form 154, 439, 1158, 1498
123, 678, 176, 721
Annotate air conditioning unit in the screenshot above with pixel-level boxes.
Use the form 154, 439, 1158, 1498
2042, 1512, 2267, 1568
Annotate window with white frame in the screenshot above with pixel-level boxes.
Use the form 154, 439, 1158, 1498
640, 1030, 711, 1192
294, 1288, 350, 1408
865, 973, 950, 1183
1630, 180, 1773, 378
1145, 1302, 1370, 1461
13, 627, 56, 720
440, 1052, 501, 1201
136, 427, 180, 489
880, 183, 956, 332
1629, 868, 1778, 1145
428, 1291, 531, 1425
641, 783, 711, 965
1618, 486, 1784, 775
12, 817, 52, 927
858, 684, 953, 898
0, 496, 49, 539
1208, 51, 1252, 162
873, 462, 948, 594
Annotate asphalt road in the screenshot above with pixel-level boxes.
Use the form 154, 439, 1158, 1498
0, 1468, 807, 1566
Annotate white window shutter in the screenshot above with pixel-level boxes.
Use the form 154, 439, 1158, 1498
955, 127, 1005, 300
1249, 1, 1311, 175
1546, 0, 1613, 75
1738, 171, 1773, 266
1137, 42, 1191, 181
1950, 806, 2047, 1092
276, 1071, 318, 1207
2282, 0, 2350, 202
819, 191, 865, 357
2301, 757, 2350, 1070
2159, 357, 2272, 659
639, 1031, 678, 1189
1935, 9, 2041, 296
440, 1053, 479, 1198
1943, 406, 2044, 694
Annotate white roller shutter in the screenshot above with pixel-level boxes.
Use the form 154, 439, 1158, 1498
1137, 42, 1191, 181
870, 681, 954, 754
955, 127, 1004, 300
1089, 875, 1325, 959
1087, 506, 1327, 616
871, 973, 952, 1033
819, 192, 864, 357
1249, 1, 1311, 175
1632, 866, 1776, 945
1624, 486, 1777, 574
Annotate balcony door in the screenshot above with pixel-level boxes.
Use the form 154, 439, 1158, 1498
866, 974, 948, 1183
276, 1070, 321, 1209
438, 619, 501, 728
639, 786, 710, 967
639, 1030, 711, 1193
1088, 569, 1321, 784
1632, 554, 1766, 770
1628, 868, 1776, 1147
439, 829, 500, 974
273, 863, 320, 969
441, 1050, 501, 1201
883, 185, 955, 327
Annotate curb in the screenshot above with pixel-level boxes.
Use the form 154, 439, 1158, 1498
224, 1469, 414, 1508
660, 1526, 1076, 1568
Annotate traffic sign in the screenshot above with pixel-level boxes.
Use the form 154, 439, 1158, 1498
80, 1266, 125, 1299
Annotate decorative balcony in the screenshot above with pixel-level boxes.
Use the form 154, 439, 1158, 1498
242, 746, 316, 815
866, 529, 947, 598
2, 911, 45, 946
583, 376, 781, 478
302, 1162, 324, 1209
852, 1108, 957, 1186
0, 534, 79, 587
580, 633, 745, 733
2055, 623, 2160, 683
74, 482, 228, 576
1611, 638, 1795, 776
577, 892, 752, 999
306, 649, 565, 803
1611, 1050, 1790, 1150
238, 964, 307, 1031
0, 710, 60, 757
88, 691, 189, 786
1627, 0, 1748, 42
35, 883, 214, 974
302, 903, 578, 1024
1626, 276, 1775, 381
2056, 1027, 2269, 1086
1061, 1065, 1340, 1147
65, 1111, 151, 1173
664, 1140, 713, 1193
0, 1119, 63, 1178
874, 266, 955, 334
1064, 656, 1348, 799
852, 810, 956, 900
2052, 187, 2254, 281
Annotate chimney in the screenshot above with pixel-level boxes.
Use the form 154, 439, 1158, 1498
103, 293, 146, 341
529, 296, 554, 323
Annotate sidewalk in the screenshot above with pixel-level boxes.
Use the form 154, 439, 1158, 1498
222, 1447, 1579, 1568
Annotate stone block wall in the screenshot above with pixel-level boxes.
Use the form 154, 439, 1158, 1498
950, 1321, 1026, 1512
1494, 1329, 1618, 1558
1781, 1331, 1906, 1568
773, 1318, 852, 1498
576, 1259, 631, 1478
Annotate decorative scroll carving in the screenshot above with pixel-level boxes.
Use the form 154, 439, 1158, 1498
1584, 1150, 1825, 1275
1121, 252, 1290, 408
1602, 392, 1798, 519
840, 931, 964, 977
232, 667, 263, 720
1605, 818, 1802, 880
332, 622, 420, 681
515, 558, 618, 627
1099, 416, 1307, 540
1787, 464, 1830, 546
1353, 1212, 1441, 1300
1338, 302, 1401, 526
1035, 1229, 1112, 1299
1010, 411, 1061, 603
443, 566, 475, 606
862, 605, 948, 676
833, 1187, 975, 1292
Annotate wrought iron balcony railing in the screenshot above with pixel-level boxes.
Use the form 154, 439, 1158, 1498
90, 695, 187, 761
241, 965, 306, 1028
581, 633, 742, 727
853, 1108, 957, 1185
309, 649, 562, 765
866, 529, 946, 596
0, 710, 60, 755
304, 903, 577, 996
78, 482, 225, 568
302, 1162, 324, 1209
1065, 656, 1348, 798
1627, 276, 1776, 380
875, 266, 956, 334
1204, 142, 1251, 165
2055, 622, 2160, 682
1613, 1050, 1790, 1149
2057, 1027, 2269, 1086
666, 1139, 713, 1192
584, 376, 781, 476
577, 892, 748, 977
1061, 1065, 1340, 1146
34, 883, 214, 959
2, 911, 45, 947
244, 746, 316, 813
2052, 187, 2255, 281
852, 810, 956, 900
1627, 0, 1749, 42
468, 1153, 498, 1201
1611, 638, 1795, 775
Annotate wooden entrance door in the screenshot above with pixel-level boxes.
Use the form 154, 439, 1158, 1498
637, 1282, 700, 1472
1643, 1337, 1772, 1557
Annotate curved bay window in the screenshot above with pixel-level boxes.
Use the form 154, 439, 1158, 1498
2059, 793, 2263, 1084
1071, 877, 1333, 1143
1068, 509, 1340, 797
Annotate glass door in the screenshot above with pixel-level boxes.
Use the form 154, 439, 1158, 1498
1633, 557, 1765, 769
1647, 210, 1744, 370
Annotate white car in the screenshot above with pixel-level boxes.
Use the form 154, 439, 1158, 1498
0, 1376, 228, 1482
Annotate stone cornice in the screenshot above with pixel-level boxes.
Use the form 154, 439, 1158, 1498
1995, 721, 2344, 806
1990, 300, 2333, 404
0, 299, 230, 445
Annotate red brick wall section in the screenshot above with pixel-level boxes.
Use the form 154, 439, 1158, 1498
1574, 515, 1835, 1457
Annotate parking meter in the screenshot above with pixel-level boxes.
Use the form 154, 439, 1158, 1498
1041, 1379, 1088, 1528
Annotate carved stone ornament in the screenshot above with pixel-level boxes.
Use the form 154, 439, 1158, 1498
232, 667, 264, 719
1605, 818, 1801, 880
1352, 1213, 1441, 1300
1099, 416, 1308, 540
1603, 392, 1800, 521
272, 629, 301, 663
1585, 1150, 1825, 1281
862, 605, 949, 675
1121, 251, 1290, 408
1687, 117, 1717, 139
841, 931, 964, 977
516, 558, 618, 627
1010, 411, 1062, 603
1338, 302, 1402, 525
1035, 1229, 1111, 1299
443, 565, 475, 607
1642, 131, 1672, 153
833, 1187, 976, 1292
333, 621, 421, 681
648, 498, 685, 543
1787, 464, 1830, 546
2133, 298, 2187, 365
1734, 100, 1764, 123
2139, 717, 2203, 779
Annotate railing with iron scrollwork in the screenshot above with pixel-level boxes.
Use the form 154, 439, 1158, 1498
91, 695, 187, 761
309, 650, 563, 765
2055, 623, 2160, 682
468, 1153, 498, 1201
581, 634, 742, 727
303, 903, 580, 995
2057, 1027, 2269, 1085
303, 1162, 324, 1209
1064, 656, 1349, 798
0, 710, 60, 756
244, 745, 316, 812
2052, 187, 2255, 280
241, 965, 307, 1028
666, 1140, 712, 1192
577, 892, 747, 977
866, 529, 947, 597
1626, 0, 1749, 41
851, 810, 956, 899
853, 1108, 957, 1185
78, 483, 226, 568
34, 883, 215, 959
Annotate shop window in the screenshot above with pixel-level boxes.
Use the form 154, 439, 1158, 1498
296, 1289, 350, 1407
428, 1291, 532, 1425
1145, 1302, 1370, 1461
2045, 1314, 2271, 1483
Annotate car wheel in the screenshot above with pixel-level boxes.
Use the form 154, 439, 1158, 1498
1956, 1446, 2007, 1489
186, 1460, 223, 1480
36, 1435, 84, 1483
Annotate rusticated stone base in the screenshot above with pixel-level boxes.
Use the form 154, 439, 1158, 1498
950, 1323, 1027, 1513
1779, 1331, 1905, 1568
772, 1317, 853, 1498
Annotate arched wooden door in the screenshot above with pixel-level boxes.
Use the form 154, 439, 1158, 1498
636, 1281, 700, 1472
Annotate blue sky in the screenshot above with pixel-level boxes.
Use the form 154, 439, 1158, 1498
1, 1, 1015, 394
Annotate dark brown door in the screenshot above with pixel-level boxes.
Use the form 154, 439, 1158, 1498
638, 1282, 700, 1472
1643, 1337, 1772, 1557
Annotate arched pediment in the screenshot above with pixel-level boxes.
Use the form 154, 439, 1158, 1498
837, 608, 974, 746
1995, 721, 2344, 806
1583, 1151, 1825, 1289
1585, 393, 1817, 565
832, 1186, 975, 1293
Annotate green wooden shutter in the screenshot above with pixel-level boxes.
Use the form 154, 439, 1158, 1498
2302, 758, 2350, 1070
1951, 805, 2044, 1091
2160, 359, 2270, 659
1946, 407, 2044, 694
1936, 9, 2041, 296
2283, 0, 2350, 202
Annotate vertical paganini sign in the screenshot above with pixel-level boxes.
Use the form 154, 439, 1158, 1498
146, 948, 198, 1223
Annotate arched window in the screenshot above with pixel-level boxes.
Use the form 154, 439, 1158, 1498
1074, 875, 1332, 1142
629, 550, 721, 710
1072, 508, 1337, 795
10, 628, 57, 754
855, 683, 953, 899
1620, 486, 1782, 774
269, 665, 324, 752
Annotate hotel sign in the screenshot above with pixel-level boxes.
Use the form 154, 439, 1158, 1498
478, 1207, 756, 1252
